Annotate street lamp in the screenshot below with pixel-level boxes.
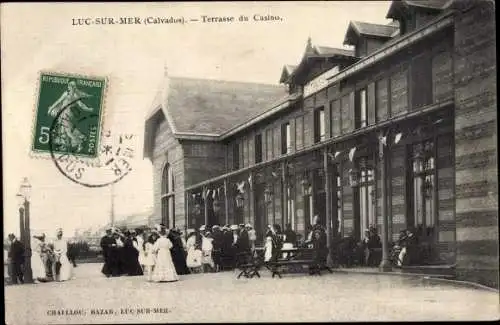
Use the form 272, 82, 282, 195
235, 193, 244, 208
348, 168, 360, 188
17, 177, 33, 284
264, 185, 273, 204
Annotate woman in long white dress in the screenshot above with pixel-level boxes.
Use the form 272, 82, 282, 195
51, 228, 73, 281
31, 235, 47, 282
151, 229, 178, 283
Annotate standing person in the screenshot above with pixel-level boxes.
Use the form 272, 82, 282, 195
246, 224, 257, 252
135, 228, 146, 272
201, 231, 215, 273
51, 228, 73, 282
100, 228, 116, 278
67, 239, 78, 268
113, 230, 126, 276
186, 229, 202, 273
235, 224, 251, 265
168, 228, 190, 275
221, 226, 234, 270
125, 230, 144, 276
31, 234, 47, 282
282, 224, 297, 259
143, 233, 157, 282
211, 226, 223, 272
151, 229, 179, 283
284, 224, 297, 247
7, 234, 25, 284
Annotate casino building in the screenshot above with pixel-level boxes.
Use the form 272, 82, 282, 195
143, 0, 497, 287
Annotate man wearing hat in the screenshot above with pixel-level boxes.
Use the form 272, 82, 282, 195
7, 234, 25, 284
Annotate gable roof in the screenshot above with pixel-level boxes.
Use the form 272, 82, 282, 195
344, 21, 399, 45
386, 0, 451, 19
289, 39, 357, 85
279, 64, 298, 84
144, 75, 288, 158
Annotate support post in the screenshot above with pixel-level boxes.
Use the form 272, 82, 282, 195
23, 200, 33, 283
249, 172, 255, 227
224, 179, 229, 225
379, 132, 392, 271
19, 207, 25, 245
203, 186, 208, 226
324, 149, 333, 266
281, 162, 287, 229
185, 191, 189, 231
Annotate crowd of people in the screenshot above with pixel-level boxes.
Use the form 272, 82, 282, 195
5, 228, 74, 284
98, 215, 332, 282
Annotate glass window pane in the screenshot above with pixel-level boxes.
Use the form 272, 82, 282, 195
320, 109, 325, 140
361, 89, 367, 127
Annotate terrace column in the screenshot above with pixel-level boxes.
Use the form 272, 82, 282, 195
323, 149, 333, 266
281, 161, 287, 229
203, 186, 208, 226
224, 179, 229, 225
249, 171, 255, 226
379, 132, 391, 271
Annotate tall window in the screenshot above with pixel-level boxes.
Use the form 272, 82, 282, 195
314, 107, 325, 143
412, 141, 436, 230
232, 143, 239, 170
358, 158, 375, 238
336, 174, 343, 236
357, 89, 367, 128
254, 134, 263, 163
281, 122, 291, 154
161, 164, 175, 228
287, 185, 295, 230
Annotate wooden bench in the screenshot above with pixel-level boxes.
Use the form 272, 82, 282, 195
235, 251, 261, 279
268, 248, 333, 278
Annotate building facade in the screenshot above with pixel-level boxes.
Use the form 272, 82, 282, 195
144, 0, 497, 287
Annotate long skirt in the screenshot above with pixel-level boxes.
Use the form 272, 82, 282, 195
53, 254, 72, 281
152, 248, 178, 282
31, 253, 46, 280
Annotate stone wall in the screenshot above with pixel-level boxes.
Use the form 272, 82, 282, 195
453, 0, 498, 288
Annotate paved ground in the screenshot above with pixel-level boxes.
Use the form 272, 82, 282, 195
5, 263, 499, 324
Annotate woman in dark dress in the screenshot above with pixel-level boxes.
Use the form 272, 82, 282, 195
168, 229, 190, 275
124, 231, 143, 276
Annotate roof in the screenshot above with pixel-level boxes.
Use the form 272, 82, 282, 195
144, 75, 288, 158
289, 39, 357, 85
344, 21, 399, 45
279, 64, 298, 84
386, 0, 451, 19
313, 46, 356, 57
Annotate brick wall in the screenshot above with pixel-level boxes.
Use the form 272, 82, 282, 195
453, 0, 498, 288
151, 117, 185, 228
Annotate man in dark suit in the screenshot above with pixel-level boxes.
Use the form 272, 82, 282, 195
7, 234, 25, 284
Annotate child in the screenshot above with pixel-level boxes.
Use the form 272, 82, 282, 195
201, 232, 215, 273
143, 235, 156, 282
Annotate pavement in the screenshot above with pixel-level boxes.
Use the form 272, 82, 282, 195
4, 262, 500, 324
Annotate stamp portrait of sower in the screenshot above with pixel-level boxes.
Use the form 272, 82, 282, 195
47, 80, 93, 153
32, 72, 107, 158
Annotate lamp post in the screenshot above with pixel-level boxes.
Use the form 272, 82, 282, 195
16, 177, 33, 283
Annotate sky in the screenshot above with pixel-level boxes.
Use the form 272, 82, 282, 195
1, 1, 392, 237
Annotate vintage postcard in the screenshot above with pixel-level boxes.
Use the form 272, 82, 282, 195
2, 1, 498, 324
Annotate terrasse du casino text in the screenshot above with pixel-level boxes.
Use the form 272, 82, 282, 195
71, 14, 283, 26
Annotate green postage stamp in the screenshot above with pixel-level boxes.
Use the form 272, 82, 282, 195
31, 72, 107, 158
